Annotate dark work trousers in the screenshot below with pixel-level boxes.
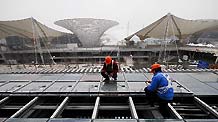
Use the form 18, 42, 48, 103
158, 98, 172, 119
144, 88, 172, 118
101, 71, 117, 80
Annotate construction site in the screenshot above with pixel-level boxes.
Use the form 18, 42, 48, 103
0, 12, 218, 122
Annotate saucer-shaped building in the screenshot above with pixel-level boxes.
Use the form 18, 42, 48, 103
55, 18, 118, 47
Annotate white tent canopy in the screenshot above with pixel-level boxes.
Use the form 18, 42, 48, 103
0, 18, 67, 65
125, 13, 218, 41
130, 35, 141, 43
0, 18, 65, 39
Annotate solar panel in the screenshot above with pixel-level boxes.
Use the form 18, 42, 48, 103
124, 73, 148, 82
17, 81, 52, 92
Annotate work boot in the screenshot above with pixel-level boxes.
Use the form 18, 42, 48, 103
106, 78, 109, 80
105, 78, 110, 81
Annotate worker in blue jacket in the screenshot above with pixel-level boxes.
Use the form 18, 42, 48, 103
144, 63, 174, 118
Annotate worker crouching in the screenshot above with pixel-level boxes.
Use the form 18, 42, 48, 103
144, 63, 174, 118
101, 56, 118, 81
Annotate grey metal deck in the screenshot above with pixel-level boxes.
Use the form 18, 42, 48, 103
0, 71, 217, 122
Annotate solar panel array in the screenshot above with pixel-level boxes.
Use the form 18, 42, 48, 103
0, 69, 218, 122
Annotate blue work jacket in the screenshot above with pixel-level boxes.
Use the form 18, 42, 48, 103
147, 71, 174, 100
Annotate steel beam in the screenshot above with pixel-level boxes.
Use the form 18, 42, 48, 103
10, 97, 38, 118
50, 96, 69, 118
129, 97, 138, 119
168, 103, 183, 119
194, 97, 218, 118
99, 106, 129, 110
0, 96, 9, 105
91, 96, 100, 120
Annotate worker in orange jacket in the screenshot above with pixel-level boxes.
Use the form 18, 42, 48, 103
101, 56, 118, 81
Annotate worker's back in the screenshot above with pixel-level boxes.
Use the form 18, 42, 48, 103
148, 71, 174, 100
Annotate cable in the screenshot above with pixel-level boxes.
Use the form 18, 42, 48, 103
170, 17, 181, 64
32, 18, 56, 65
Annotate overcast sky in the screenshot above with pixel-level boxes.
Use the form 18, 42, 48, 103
1, 0, 218, 42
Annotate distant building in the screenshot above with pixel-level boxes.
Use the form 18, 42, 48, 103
189, 27, 218, 47
55, 18, 118, 47
5, 34, 81, 50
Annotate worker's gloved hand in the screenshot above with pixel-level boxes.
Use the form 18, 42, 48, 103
145, 80, 151, 83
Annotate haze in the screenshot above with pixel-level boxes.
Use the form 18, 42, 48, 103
0, 0, 218, 42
